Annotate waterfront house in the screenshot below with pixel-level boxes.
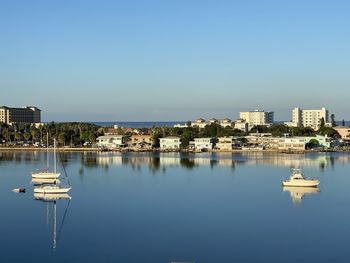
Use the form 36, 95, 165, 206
277, 137, 308, 151
193, 137, 216, 151
216, 136, 234, 151
160, 137, 181, 150
129, 134, 153, 149
96, 135, 125, 149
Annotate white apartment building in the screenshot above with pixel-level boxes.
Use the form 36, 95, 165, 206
192, 137, 216, 151
290, 107, 329, 130
239, 110, 274, 129
191, 118, 207, 128
96, 135, 125, 149
219, 118, 232, 128
160, 137, 181, 150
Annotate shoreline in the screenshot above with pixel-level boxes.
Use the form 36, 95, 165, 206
0, 146, 349, 154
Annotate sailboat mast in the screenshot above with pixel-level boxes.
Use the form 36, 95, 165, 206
47, 132, 49, 169
54, 138, 57, 174
53, 201, 57, 249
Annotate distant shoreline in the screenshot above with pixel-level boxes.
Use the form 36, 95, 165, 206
0, 146, 348, 154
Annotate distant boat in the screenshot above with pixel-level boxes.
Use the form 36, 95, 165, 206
282, 168, 320, 187
32, 133, 60, 179
12, 188, 25, 193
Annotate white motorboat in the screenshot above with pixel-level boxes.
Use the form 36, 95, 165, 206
32, 134, 60, 179
282, 169, 319, 187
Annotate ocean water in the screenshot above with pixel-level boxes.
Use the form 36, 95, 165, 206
92, 121, 350, 128
93, 121, 186, 128
1, 151, 350, 262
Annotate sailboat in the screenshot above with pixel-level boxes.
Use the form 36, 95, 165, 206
34, 139, 71, 194
32, 133, 60, 180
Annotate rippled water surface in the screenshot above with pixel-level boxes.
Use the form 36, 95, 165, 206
1, 151, 350, 263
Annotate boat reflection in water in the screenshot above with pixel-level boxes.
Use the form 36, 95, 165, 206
283, 186, 320, 204
31, 178, 61, 186
34, 193, 71, 201
34, 193, 71, 249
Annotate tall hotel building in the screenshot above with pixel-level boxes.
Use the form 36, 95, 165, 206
291, 107, 329, 130
0, 106, 41, 125
239, 110, 274, 129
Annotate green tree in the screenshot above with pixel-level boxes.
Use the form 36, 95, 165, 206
15, 132, 22, 142
319, 117, 325, 129
306, 138, 319, 149
331, 114, 336, 127
23, 132, 31, 142
89, 132, 96, 142
317, 127, 340, 138
58, 132, 66, 145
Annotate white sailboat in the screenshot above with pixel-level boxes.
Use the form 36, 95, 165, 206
32, 133, 60, 179
34, 139, 71, 194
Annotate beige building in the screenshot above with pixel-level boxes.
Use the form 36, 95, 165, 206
0, 106, 41, 124
290, 107, 329, 130
334, 126, 350, 141
216, 136, 234, 151
129, 134, 153, 149
239, 110, 274, 129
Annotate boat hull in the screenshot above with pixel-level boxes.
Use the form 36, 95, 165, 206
31, 172, 61, 179
34, 186, 71, 194
282, 180, 319, 187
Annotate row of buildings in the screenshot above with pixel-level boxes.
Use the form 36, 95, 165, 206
0, 106, 41, 125
177, 107, 332, 131
96, 132, 342, 152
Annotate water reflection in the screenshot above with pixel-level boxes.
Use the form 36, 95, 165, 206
1, 151, 350, 172
34, 194, 71, 249
283, 186, 320, 204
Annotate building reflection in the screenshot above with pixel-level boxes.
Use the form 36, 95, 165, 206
1, 150, 349, 173
283, 186, 320, 204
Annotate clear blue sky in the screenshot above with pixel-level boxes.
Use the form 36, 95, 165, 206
0, 0, 349, 122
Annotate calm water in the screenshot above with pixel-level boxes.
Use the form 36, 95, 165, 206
1, 151, 350, 263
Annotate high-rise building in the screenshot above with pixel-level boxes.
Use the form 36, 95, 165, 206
239, 110, 274, 129
290, 107, 329, 130
0, 106, 41, 124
